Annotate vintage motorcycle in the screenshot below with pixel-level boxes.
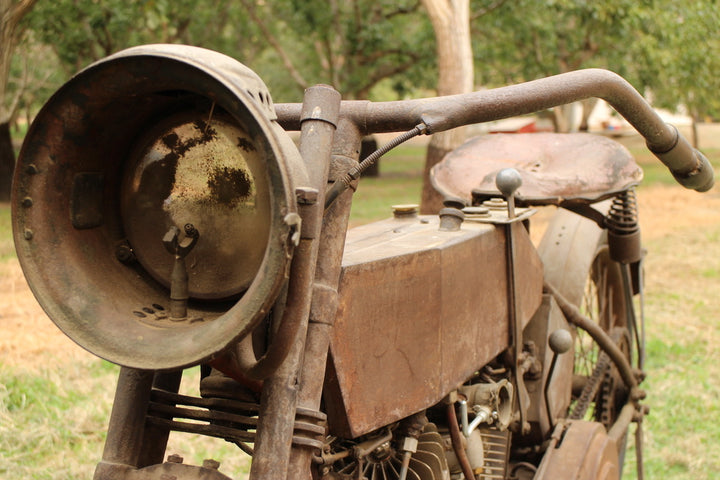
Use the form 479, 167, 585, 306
11, 45, 714, 480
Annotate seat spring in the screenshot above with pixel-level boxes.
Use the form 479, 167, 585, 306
606, 189, 639, 235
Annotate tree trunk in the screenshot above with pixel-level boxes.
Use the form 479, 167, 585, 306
0, 0, 39, 201
420, 0, 473, 214
579, 98, 598, 132
691, 112, 700, 149
360, 136, 380, 177
0, 121, 14, 201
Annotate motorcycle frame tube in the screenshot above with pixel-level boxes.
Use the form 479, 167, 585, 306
249, 85, 341, 480
94, 368, 155, 478
286, 117, 363, 480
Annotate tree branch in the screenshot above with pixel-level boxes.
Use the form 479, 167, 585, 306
237, 0, 308, 89
472, 0, 508, 20
356, 54, 421, 98
8, 0, 38, 24
385, 1, 421, 19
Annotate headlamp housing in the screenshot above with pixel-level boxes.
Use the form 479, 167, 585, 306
13, 45, 306, 370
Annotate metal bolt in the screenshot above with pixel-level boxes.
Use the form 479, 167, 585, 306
21, 197, 33, 208
115, 243, 135, 264
23, 228, 34, 240
184, 223, 198, 238
167, 454, 184, 464
26, 164, 39, 175
296, 187, 319, 205
202, 459, 221, 470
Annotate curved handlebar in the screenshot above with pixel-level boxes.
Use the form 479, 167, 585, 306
276, 69, 714, 192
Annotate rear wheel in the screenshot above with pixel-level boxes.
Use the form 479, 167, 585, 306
569, 238, 633, 459
538, 208, 635, 457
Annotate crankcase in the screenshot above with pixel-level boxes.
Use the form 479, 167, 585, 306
324, 214, 543, 438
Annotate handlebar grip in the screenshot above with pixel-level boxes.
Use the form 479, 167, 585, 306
648, 125, 715, 192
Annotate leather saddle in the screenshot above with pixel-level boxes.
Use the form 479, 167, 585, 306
431, 133, 643, 207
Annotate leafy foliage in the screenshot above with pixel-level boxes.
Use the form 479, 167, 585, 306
19, 0, 435, 103
469, 0, 720, 126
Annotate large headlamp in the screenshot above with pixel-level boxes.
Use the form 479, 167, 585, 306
12, 45, 305, 370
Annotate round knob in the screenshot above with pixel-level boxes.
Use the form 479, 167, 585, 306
548, 329, 573, 354
495, 168, 522, 198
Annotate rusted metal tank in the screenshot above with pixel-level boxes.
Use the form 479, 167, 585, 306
324, 212, 543, 437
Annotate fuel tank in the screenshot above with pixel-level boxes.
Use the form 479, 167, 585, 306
324, 213, 544, 438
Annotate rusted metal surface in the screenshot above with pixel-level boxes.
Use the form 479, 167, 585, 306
325, 215, 543, 438
137, 370, 183, 468
97, 460, 234, 480
286, 120, 363, 480
250, 85, 341, 480
94, 367, 155, 477
12, 45, 303, 370
522, 295, 574, 443
430, 133, 643, 205
535, 421, 620, 480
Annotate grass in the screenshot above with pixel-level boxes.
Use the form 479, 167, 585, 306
349, 144, 425, 224
629, 146, 720, 187
0, 360, 114, 479
1, 136, 719, 479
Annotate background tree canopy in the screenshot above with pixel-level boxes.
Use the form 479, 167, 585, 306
1, 0, 719, 200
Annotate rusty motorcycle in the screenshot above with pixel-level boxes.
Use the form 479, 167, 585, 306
11, 45, 714, 480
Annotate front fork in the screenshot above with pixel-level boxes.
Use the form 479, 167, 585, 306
93, 86, 355, 480
252, 89, 362, 480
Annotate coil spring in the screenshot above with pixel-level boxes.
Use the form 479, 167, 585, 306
605, 189, 639, 236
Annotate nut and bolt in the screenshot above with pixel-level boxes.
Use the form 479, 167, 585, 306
202, 459, 221, 470
23, 228, 34, 240
184, 223, 199, 238
463, 206, 490, 218
21, 197, 33, 208
483, 198, 507, 210
115, 242, 135, 264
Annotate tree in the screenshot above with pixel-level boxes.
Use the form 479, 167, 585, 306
633, 0, 720, 147
0, 0, 36, 201
26, 0, 256, 75
419, 0, 474, 213
469, 0, 720, 141
235, 0, 435, 102
471, 0, 657, 132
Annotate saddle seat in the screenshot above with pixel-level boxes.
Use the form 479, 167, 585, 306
431, 133, 643, 206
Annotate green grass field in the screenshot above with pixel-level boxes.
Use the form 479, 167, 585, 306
1, 139, 719, 479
